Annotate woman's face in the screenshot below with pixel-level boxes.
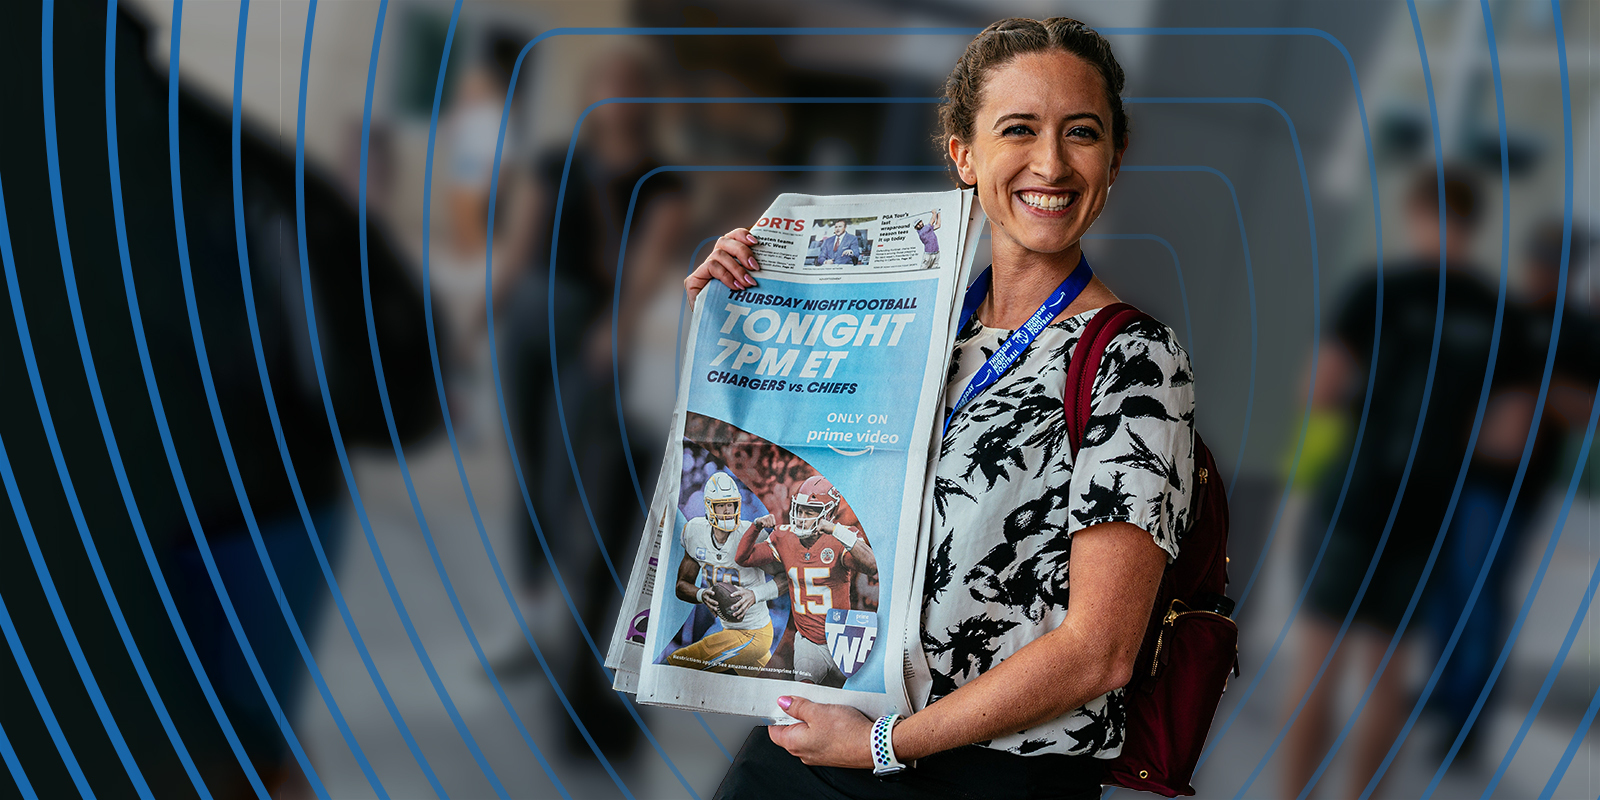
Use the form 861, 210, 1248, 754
950, 50, 1124, 259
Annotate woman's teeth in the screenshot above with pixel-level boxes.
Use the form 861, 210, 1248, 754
1020, 192, 1072, 210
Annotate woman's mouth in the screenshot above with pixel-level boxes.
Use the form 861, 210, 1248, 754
1017, 190, 1077, 215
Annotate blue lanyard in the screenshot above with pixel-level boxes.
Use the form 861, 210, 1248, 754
942, 255, 1094, 435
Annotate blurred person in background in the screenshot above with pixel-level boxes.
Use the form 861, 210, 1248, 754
1282, 165, 1508, 797
433, 37, 536, 442
0, 3, 439, 797
1421, 217, 1598, 762
499, 44, 686, 759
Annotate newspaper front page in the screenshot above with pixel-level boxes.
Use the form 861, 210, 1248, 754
606, 190, 986, 721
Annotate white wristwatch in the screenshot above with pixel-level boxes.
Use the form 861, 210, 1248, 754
870, 714, 906, 780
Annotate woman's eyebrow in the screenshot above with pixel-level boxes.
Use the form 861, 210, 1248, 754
992, 111, 1105, 128
993, 112, 1040, 127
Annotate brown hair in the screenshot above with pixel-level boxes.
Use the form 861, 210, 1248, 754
1407, 164, 1481, 227
937, 18, 1129, 183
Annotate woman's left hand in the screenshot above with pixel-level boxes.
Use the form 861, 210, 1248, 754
767, 696, 875, 768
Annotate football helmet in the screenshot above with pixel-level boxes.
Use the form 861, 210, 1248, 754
790, 475, 840, 536
704, 471, 743, 532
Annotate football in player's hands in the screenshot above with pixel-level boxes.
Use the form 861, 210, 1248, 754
709, 582, 744, 622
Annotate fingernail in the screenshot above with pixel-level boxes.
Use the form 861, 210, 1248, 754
745, 234, 759, 245
745, 276, 758, 287
777, 696, 792, 710
748, 258, 761, 271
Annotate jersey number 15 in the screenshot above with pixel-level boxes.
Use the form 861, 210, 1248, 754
788, 567, 832, 613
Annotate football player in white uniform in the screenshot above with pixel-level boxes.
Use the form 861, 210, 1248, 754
667, 471, 786, 676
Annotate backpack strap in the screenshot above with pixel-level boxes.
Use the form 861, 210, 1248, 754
1063, 303, 1154, 456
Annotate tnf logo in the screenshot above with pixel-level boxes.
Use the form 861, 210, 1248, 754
824, 608, 878, 678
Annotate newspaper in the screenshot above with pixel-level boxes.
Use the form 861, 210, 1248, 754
606, 189, 986, 721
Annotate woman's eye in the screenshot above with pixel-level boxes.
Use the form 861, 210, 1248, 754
1002, 124, 1034, 136
1068, 126, 1102, 141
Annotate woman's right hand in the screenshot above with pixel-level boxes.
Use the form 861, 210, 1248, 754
685, 228, 761, 308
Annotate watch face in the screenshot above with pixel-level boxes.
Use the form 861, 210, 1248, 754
872, 764, 907, 781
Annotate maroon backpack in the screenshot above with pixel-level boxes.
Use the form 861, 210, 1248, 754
1063, 304, 1238, 797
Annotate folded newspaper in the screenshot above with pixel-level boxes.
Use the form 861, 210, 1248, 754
606, 189, 987, 722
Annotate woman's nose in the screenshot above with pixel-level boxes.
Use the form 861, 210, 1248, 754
1029, 135, 1074, 182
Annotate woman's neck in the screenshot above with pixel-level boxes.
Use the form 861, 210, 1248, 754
978, 240, 1114, 329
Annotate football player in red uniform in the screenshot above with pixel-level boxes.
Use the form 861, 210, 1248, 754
735, 475, 876, 687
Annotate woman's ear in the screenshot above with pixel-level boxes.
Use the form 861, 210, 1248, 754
949, 136, 977, 187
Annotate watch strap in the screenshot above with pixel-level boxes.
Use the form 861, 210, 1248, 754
870, 714, 906, 779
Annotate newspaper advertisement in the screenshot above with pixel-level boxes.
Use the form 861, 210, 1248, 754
607, 189, 986, 720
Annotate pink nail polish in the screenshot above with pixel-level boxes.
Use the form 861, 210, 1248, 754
777, 696, 792, 710
745, 234, 759, 245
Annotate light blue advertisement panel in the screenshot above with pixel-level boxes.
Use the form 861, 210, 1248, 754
651, 274, 940, 693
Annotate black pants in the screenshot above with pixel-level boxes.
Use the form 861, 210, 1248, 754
714, 728, 1103, 800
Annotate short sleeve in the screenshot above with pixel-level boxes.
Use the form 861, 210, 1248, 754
1065, 318, 1195, 561
1333, 274, 1380, 356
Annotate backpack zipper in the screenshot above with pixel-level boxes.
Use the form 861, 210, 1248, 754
1150, 604, 1180, 676
1149, 599, 1234, 677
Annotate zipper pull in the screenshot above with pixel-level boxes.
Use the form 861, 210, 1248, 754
1149, 600, 1182, 678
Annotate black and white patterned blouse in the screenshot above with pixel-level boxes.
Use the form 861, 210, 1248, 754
911, 307, 1195, 758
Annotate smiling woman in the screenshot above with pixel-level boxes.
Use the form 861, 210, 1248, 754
690, 18, 1198, 800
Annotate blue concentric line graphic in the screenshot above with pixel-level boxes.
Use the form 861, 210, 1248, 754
1419, 0, 1518, 789
0, 511, 94, 798
1185, 45, 1387, 791
338, 0, 579, 791
1383, 0, 1583, 794
1345, 0, 1575, 791
1482, 4, 1586, 794
1119, 98, 1319, 615
160, 0, 342, 794
0, 715, 36, 799
18, 19, 1554, 795
1079, 234, 1195, 359
1118, 165, 1256, 500
1240, 0, 1522, 792
2, 134, 156, 800
281, 0, 509, 796
1532, 388, 1600, 798
1290, 3, 1480, 791
100, 1, 269, 793
1288, 2, 1572, 795
538, 129, 1269, 733
221, 0, 447, 796
470, 30, 1378, 797
36, 2, 207, 796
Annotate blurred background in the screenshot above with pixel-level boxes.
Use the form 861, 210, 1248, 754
0, 0, 1596, 797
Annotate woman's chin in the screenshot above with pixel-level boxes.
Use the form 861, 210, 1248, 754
1002, 229, 1083, 257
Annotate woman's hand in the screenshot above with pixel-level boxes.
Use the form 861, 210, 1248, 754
685, 228, 761, 308
767, 696, 875, 768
